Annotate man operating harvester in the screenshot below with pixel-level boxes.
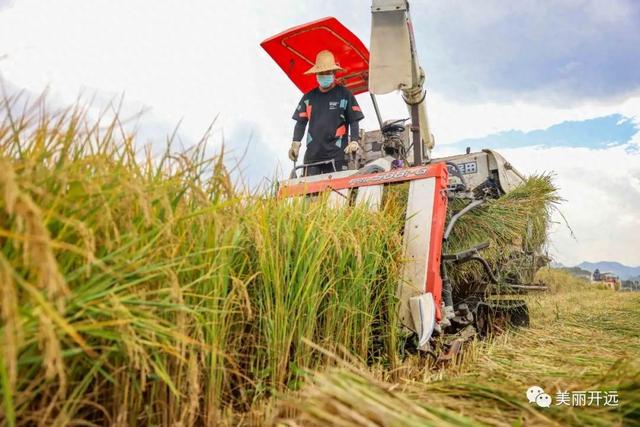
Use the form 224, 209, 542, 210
288, 50, 365, 176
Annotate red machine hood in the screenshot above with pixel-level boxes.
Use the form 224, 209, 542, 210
260, 17, 370, 95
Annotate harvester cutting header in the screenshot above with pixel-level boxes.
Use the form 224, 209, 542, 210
261, 0, 547, 351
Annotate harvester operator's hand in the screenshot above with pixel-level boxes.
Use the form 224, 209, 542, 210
344, 140, 360, 155
288, 141, 301, 162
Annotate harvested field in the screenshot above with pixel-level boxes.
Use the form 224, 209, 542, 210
283, 270, 640, 426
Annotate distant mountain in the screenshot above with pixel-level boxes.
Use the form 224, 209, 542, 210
576, 261, 640, 280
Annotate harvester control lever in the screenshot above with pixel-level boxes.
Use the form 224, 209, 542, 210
442, 242, 490, 262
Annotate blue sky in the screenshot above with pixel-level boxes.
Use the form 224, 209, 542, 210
0, 0, 639, 266
451, 115, 638, 152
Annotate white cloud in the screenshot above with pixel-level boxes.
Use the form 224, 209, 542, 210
426, 92, 640, 146
1, 0, 638, 265
2, 0, 639, 154
0, 0, 309, 163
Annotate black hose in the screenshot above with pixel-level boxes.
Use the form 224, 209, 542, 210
441, 261, 454, 308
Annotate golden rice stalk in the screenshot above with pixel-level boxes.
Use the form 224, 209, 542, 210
0, 158, 70, 393
0, 254, 20, 391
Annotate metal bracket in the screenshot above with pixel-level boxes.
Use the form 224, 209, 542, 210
371, 0, 407, 12
328, 186, 349, 200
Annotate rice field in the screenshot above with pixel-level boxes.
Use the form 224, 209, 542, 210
0, 97, 409, 425
1, 97, 636, 426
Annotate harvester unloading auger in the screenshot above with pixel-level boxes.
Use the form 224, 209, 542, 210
261, 0, 548, 352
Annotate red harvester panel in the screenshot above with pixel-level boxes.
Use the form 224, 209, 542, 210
427, 164, 449, 321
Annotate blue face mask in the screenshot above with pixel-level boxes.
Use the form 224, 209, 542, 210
316, 74, 335, 89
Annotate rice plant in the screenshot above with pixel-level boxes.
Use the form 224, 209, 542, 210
0, 96, 403, 425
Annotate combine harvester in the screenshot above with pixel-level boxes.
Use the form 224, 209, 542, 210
261, 0, 547, 351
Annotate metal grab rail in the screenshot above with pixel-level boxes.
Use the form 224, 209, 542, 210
289, 152, 361, 179
289, 159, 337, 179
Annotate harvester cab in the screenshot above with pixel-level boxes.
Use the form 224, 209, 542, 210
261, 0, 540, 350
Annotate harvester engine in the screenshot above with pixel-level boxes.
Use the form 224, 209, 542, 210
380, 119, 409, 163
